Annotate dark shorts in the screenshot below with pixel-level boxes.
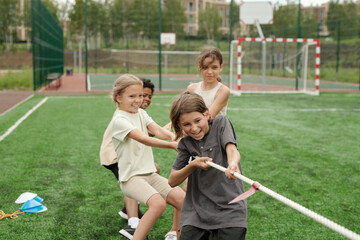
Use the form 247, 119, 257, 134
179, 225, 247, 240
103, 163, 119, 180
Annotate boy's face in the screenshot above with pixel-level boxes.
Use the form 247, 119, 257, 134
178, 110, 210, 141
116, 84, 143, 113
141, 87, 153, 109
199, 57, 223, 84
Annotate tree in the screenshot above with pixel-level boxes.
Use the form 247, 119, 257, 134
301, 7, 318, 38
230, 2, 240, 38
0, 0, 18, 47
42, 0, 60, 24
127, 0, 158, 39
198, 4, 222, 40
271, 4, 298, 37
326, 0, 344, 39
162, 0, 187, 38
69, 0, 85, 37
109, 0, 126, 42
87, 0, 109, 46
341, 1, 359, 40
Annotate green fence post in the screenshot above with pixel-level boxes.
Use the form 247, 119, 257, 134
296, 0, 302, 90
187, 34, 190, 74
228, 0, 233, 81
336, 19, 341, 82
85, 0, 88, 92
158, 0, 162, 91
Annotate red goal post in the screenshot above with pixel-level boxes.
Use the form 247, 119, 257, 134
229, 37, 320, 96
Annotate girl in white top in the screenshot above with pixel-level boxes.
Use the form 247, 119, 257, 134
111, 74, 185, 240
186, 46, 230, 118
180, 47, 230, 192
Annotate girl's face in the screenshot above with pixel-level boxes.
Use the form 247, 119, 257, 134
178, 110, 210, 141
199, 57, 223, 84
141, 87, 153, 109
116, 84, 143, 113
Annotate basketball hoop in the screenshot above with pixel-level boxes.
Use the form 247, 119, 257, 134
161, 33, 176, 46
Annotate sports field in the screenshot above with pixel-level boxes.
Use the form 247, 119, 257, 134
88, 73, 360, 92
0, 93, 359, 239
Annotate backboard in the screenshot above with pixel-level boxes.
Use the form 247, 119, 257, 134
240, 1, 273, 24
161, 33, 176, 45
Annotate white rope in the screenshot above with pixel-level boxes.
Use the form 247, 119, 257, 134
206, 161, 360, 240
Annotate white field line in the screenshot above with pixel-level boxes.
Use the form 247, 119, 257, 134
227, 107, 360, 112
0, 94, 34, 117
151, 103, 360, 112
0, 97, 48, 142
42, 97, 359, 112
47, 95, 111, 99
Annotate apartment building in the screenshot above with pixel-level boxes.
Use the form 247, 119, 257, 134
181, 0, 231, 36
16, 0, 29, 41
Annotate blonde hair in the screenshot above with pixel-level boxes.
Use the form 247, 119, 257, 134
197, 46, 223, 70
170, 91, 209, 140
112, 74, 143, 106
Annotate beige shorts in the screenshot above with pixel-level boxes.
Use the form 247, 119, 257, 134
120, 173, 175, 204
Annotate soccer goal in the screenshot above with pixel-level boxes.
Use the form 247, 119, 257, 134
229, 38, 320, 96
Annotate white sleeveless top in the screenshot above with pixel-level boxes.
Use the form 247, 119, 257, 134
195, 82, 227, 116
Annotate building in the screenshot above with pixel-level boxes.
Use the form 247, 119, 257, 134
16, 0, 30, 41
181, 0, 231, 36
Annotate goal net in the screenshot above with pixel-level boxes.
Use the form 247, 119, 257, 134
229, 38, 320, 95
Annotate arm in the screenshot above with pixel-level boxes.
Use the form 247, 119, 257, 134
224, 143, 241, 180
209, 85, 230, 118
147, 122, 175, 141
168, 156, 212, 187
127, 128, 177, 151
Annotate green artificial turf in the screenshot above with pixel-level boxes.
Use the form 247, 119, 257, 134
0, 93, 359, 239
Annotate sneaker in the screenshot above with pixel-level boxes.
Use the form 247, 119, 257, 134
119, 207, 128, 220
119, 205, 144, 220
119, 225, 149, 240
164, 231, 177, 240
119, 225, 135, 239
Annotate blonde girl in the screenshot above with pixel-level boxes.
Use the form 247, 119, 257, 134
111, 74, 185, 240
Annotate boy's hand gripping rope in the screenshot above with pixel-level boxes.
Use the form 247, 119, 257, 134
206, 161, 360, 240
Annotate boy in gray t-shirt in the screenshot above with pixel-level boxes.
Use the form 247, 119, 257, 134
169, 91, 247, 240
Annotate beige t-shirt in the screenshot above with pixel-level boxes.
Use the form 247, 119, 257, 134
99, 111, 117, 166
111, 109, 156, 182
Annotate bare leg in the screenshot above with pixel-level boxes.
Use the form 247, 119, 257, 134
124, 196, 139, 218
132, 194, 166, 240
166, 188, 185, 239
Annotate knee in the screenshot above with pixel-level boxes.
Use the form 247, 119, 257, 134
168, 188, 185, 209
147, 194, 166, 214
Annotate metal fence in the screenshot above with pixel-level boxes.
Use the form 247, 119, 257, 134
31, 0, 64, 91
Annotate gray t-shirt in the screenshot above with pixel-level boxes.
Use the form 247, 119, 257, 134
173, 115, 247, 230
